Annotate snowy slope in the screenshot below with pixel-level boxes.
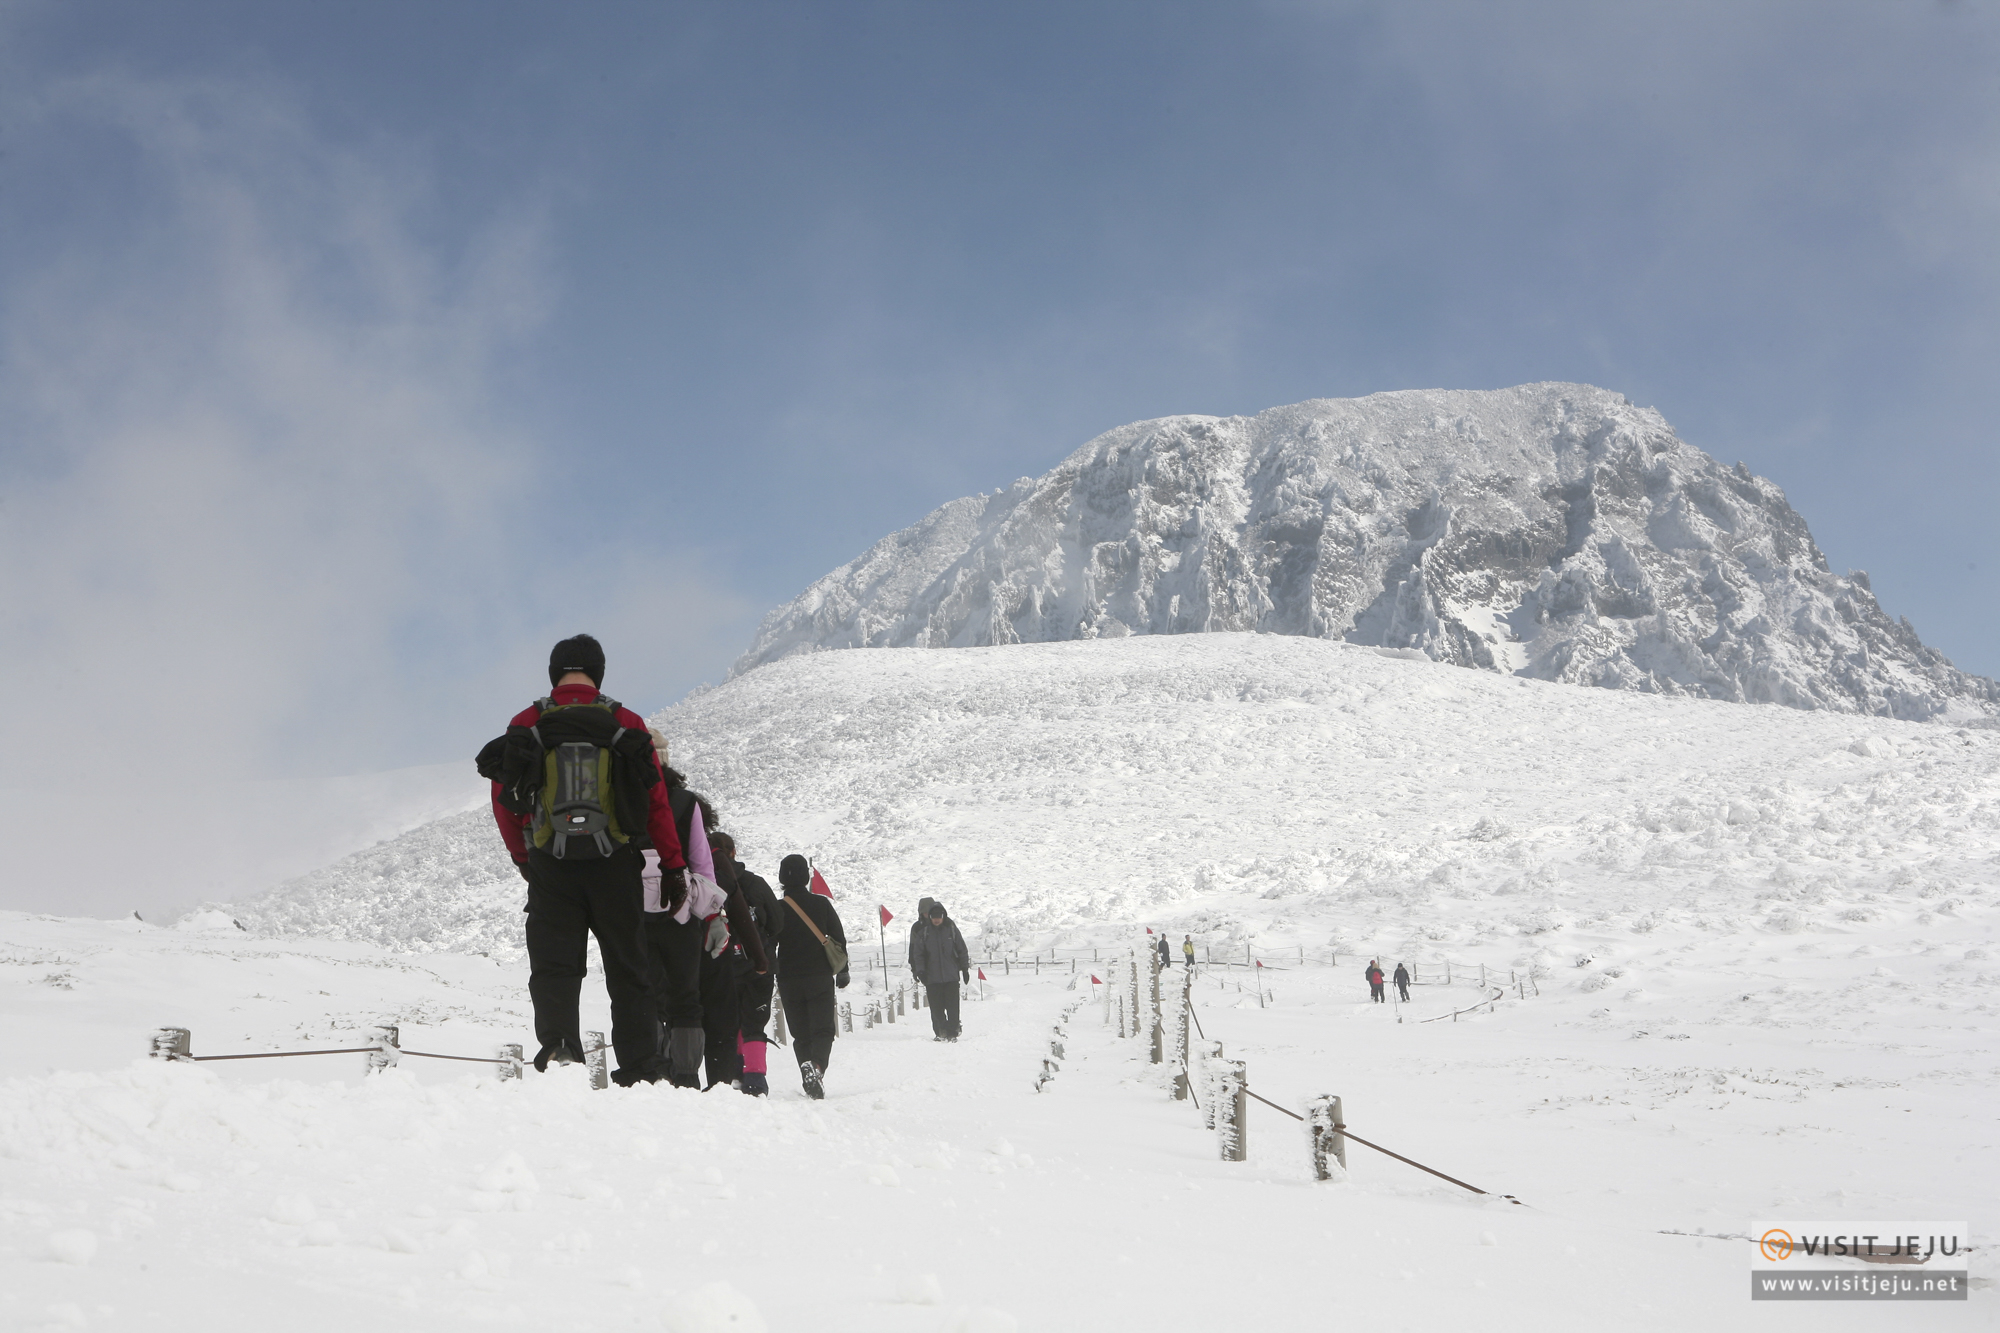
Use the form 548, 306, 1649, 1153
737, 384, 1997, 722
241, 634, 2000, 977
1, 908, 1993, 1331
8, 633, 1997, 1329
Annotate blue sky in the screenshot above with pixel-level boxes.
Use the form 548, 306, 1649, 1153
2, 1, 1996, 780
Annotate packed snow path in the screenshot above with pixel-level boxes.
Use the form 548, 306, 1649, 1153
1, 914, 1991, 1330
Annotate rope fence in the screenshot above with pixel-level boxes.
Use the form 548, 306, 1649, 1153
151, 1025, 552, 1085
1090, 937, 1528, 1203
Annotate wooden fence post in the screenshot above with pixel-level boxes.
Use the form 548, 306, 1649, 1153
497, 1044, 523, 1081
1198, 1040, 1223, 1128
584, 1030, 609, 1090
773, 994, 789, 1047
1149, 945, 1163, 1064
1218, 1060, 1247, 1161
150, 1027, 190, 1061
1306, 1095, 1346, 1179
364, 1025, 399, 1075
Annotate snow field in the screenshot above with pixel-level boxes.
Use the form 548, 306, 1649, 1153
1, 910, 1992, 1330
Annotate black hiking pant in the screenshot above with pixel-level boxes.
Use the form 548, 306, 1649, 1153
644, 912, 704, 1028
1369, 982, 1384, 1003
524, 849, 658, 1075
1397, 981, 1410, 1002
736, 959, 774, 1044
927, 981, 960, 1038
777, 974, 838, 1076
699, 948, 740, 1087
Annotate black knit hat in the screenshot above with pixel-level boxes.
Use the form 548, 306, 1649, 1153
779, 854, 810, 889
548, 634, 606, 688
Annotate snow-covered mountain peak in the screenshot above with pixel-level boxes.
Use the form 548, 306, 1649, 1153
738, 382, 1995, 722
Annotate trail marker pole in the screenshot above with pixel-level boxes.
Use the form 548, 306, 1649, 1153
498, 1044, 523, 1081
584, 1030, 609, 1090
1199, 1040, 1223, 1128
839, 1002, 852, 1033
151, 1028, 191, 1061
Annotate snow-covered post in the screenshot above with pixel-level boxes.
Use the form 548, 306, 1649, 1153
773, 993, 788, 1047
1148, 944, 1163, 1065
886, 991, 896, 1024
897, 987, 906, 1017
840, 1002, 853, 1033
1218, 1060, 1247, 1161
1172, 964, 1192, 1096
584, 1030, 609, 1091
1198, 1040, 1223, 1128
497, 1044, 523, 1081
150, 1027, 190, 1062
1116, 989, 1126, 1039
365, 1025, 399, 1075
1306, 1095, 1346, 1179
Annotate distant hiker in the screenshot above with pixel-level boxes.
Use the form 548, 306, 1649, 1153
1182, 935, 1195, 968
1393, 962, 1411, 1002
1157, 935, 1172, 969
1365, 959, 1385, 1004
478, 634, 681, 1084
713, 831, 779, 1096
774, 853, 847, 1098
911, 900, 970, 1040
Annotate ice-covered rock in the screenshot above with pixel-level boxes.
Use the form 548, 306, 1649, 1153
737, 383, 1996, 722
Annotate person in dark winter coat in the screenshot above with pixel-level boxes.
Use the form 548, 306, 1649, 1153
712, 831, 779, 1096
773, 854, 846, 1098
1156, 935, 1172, 969
1393, 962, 1411, 1002
640, 758, 767, 1088
909, 900, 969, 1039
1365, 960, 1385, 1003
490, 635, 684, 1085
907, 897, 936, 1006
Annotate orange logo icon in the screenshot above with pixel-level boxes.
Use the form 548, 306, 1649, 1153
1760, 1229, 1795, 1261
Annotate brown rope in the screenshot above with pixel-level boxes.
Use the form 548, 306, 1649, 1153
402, 1050, 508, 1065
185, 1047, 377, 1061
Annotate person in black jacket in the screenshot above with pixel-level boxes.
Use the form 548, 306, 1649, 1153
1393, 962, 1411, 1003
713, 831, 779, 1096
773, 854, 846, 1099
910, 900, 969, 1040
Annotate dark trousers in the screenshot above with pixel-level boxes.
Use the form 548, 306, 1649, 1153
928, 980, 961, 1037
777, 974, 838, 1074
644, 912, 703, 1027
1396, 981, 1410, 1002
698, 948, 740, 1087
524, 849, 658, 1074
1369, 982, 1384, 1003
736, 961, 774, 1044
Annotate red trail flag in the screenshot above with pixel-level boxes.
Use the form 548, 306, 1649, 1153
810, 867, 833, 898
879, 904, 894, 927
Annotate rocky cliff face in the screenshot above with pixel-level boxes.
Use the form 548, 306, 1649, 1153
737, 383, 1996, 721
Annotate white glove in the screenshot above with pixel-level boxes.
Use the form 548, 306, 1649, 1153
703, 913, 729, 957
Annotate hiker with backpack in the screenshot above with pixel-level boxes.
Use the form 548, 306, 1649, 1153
712, 831, 780, 1096
1365, 959, 1386, 1003
772, 854, 847, 1099
479, 634, 684, 1084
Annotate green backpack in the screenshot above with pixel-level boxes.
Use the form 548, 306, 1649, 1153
479, 696, 658, 859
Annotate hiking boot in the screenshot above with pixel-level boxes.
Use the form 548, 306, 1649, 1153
666, 1027, 704, 1089
610, 1065, 662, 1087
800, 1061, 824, 1100
533, 1038, 584, 1073
739, 1072, 768, 1097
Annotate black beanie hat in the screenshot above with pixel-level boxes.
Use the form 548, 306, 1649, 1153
549, 634, 606, 688
779, 854, 810, 889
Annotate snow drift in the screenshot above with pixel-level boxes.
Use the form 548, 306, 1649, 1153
737, 383, 1996, 722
